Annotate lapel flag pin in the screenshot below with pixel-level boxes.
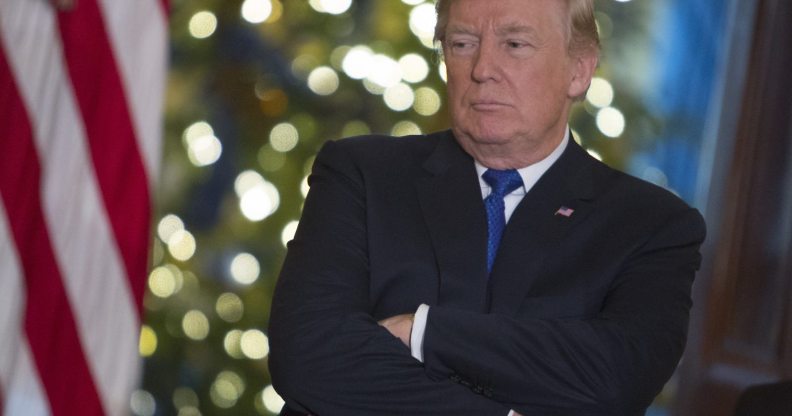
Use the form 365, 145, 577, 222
555, 206, 574, 217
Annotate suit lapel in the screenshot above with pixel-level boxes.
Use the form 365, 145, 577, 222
489, 139, 605, 315
415, 133, 490, 312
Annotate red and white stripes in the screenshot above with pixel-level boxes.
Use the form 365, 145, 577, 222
0, 0, 167, 413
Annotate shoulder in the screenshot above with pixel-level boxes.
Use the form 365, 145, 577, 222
315, 130, 448, 173
592, 160, 706, 240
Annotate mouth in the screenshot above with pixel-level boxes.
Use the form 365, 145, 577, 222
470, 100, 510, 111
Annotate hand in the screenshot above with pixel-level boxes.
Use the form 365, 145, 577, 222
378, 313, 414, 348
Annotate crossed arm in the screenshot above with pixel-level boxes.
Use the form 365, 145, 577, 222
268, 140, 706, 415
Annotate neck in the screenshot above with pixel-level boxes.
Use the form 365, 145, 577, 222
454, 125, 567, 170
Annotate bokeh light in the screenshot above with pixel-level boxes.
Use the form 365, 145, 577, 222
391, 121, 422, 136
281, 220, 299, 247
260, 385, 285, 414
234, 170, 280, 221
596, 107, 626, 138
310, 0, 353, 15
241, 0, 272, 24
307, 66, 340, 96
224, 330, 245, 359
342, 45, 374, 79
399, 53, 430, 83
167, 230, 196, 262
270, 123, 300, 152
172, 387, 199, 411
384, 83, 415, 112
210, 371, 245, 408
413, 87, 442, 116
409, 4, 437, 47
148, 266, 178, 298
240, 329, 269, 359
216, 293, 245, 322
139, 325, 157, 357
587, 77, 615, 108
366, 54, 402, 88
130, 390, 156, 416
188, 11, 217, 39
230, 252, 260, 285
157, 214, 184, 243
182, 310, 210, 341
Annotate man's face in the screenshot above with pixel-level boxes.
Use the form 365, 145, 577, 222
442, 0, 592, 165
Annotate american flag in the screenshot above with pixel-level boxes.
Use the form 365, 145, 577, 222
555, 206, 575, 217
0, 0, 167, 413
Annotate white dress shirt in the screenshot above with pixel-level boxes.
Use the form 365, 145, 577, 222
409, 130, 570, 414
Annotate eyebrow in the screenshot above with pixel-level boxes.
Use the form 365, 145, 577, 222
495, 23, 539, 37
445, 23, 540, 38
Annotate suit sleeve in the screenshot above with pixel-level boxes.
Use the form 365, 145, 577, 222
268, 140, 510, 415
422, 206, 706, 415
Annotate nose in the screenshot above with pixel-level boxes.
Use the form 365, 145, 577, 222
471, 41, 500, 83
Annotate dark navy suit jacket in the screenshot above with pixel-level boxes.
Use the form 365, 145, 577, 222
269, 130, 706, 415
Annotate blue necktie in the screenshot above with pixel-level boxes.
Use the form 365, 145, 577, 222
483, 169, 523, 274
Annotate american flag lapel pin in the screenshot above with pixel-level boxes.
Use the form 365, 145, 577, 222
555, 206, 574, 217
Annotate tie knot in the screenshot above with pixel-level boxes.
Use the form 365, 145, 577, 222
483, 169, 523, 198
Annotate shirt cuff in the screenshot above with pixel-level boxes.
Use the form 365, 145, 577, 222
410, 304, 430, 362
508, 411, 516, 416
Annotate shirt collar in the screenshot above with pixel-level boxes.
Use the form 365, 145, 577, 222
475, 128, 570, 195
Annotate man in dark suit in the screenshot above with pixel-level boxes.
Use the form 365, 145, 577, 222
269, 0, 706, 415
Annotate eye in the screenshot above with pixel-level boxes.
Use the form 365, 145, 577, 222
506, 40, 528, 49
451, 40, 474, 50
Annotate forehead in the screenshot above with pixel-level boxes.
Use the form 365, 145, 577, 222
445, 0, 567, 35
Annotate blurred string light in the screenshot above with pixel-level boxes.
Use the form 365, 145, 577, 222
148, 265, 183, 298
596, 107, 626, 138
216, 292, 245, 322
240, 329, 269, 359
438, 61, 448, 82
281, 220, 299, 247
307, 66, 340, 96
300, 175, 310, 198
172, 388, 199, 412
182, 121, 222, 167
234, 170, 280, 221
401, 0, 425, 5
167, 229, 196, 262
224, 329, 244, 359
157, 214, 184, 242
409, 3, 437, 48
392, 121, 422, 136
188, 11, 217, 39
139, 325, 157, 357
176, 406, 200, 416
130, 390, 156, 416
586, 77, 615, 108
341, 120, 371, 137
413, 87, 442, 116
230, 252, 260, 285
309, 0, 353, 15
182, 310, 210, 341
210, 371, 245, 409
587, 148, 604, 161
383, 83, 415, 111
240, 0, 272, 24
270, 122, 299, 152
399, 53, 430, 83
367, 54, 402, 88
260, 385, 285, 414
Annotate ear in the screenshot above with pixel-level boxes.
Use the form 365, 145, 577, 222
567, 50, 599, 99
